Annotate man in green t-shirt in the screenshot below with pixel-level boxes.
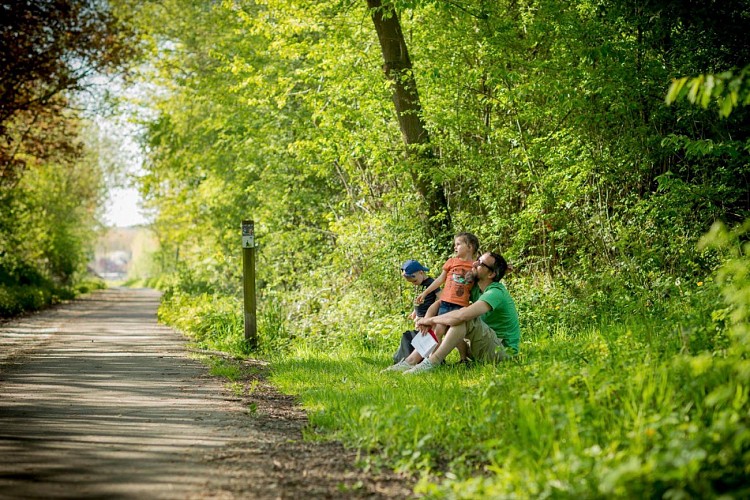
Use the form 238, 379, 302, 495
402, 251, 520, 375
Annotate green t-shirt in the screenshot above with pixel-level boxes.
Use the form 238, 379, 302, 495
470, 282, 521, 354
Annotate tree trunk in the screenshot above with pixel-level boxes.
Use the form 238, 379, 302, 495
366, 0, 451, 235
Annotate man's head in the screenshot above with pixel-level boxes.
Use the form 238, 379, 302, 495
473, 252, 509, 282
401, 259, 429, 283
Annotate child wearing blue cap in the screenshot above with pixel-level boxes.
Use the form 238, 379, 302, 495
390, 259, 440, 364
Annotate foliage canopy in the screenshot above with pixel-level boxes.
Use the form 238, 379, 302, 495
0, 0, 136, 314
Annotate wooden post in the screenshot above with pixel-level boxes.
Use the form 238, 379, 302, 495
241, 220, 257, 348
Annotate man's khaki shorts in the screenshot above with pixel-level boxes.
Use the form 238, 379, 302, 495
465, 317, 508, 363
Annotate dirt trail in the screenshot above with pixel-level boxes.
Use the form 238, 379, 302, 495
0, 288, 411, 499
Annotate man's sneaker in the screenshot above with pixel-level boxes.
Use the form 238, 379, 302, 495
403, 358, 436, 375
381, 360, 412, 373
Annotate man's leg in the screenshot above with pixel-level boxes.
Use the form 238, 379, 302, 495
456, 338, 470, 361
382, 338, 423, 373
465, 318, 508, 363
403, 346, 424, 365
403, 324, 468, 375
427, 322, 467, 365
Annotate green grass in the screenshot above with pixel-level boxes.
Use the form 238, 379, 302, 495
207, 357, 243, 381
158, 279, 749, 497
265, 311, 748, 498
158, 282, 749, 497
156, 221, 750, 498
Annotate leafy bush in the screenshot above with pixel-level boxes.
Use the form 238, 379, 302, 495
0, 274, 106, 319
75, 277, 106, 295
258, 220, 747, 498
0, 286, 23, 317
0, 284, 51, 317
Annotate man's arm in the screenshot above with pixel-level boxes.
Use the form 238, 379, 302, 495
418, 300, 491, 328
414, 299, 441, 333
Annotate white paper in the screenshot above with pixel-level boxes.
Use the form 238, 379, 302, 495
411, 331, 438, 358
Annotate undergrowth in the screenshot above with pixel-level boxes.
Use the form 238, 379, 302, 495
0, 276, 106, 318
155, 221, 750, 498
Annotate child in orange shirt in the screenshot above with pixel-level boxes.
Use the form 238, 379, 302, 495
416, 232, 479, 361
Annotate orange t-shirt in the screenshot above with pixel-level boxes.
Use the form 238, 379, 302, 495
440, 257, 475, 307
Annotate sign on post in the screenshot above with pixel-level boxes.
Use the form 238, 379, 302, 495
241, 220, 257, 348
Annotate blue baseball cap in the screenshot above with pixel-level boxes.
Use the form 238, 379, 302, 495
401, 259, 429, 276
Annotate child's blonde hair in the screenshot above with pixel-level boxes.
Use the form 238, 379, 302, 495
455, 232, 480, 257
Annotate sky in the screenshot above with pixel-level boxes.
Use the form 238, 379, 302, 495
104, 186, 148, 227
93, 91, 149, 228
87, 76, 159, 228
95, 116, 149, 228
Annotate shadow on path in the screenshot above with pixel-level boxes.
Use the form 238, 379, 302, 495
0, 288, 411, 499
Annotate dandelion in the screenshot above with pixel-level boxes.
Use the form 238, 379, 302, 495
697, 281, 703, 286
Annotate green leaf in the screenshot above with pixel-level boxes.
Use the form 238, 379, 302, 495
686, 75, 704, 105
665, 77, 688, 105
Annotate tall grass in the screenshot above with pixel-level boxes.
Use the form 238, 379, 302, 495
157, 222, 749, 498
268, 305, 745, 497
157, 289, 295, 356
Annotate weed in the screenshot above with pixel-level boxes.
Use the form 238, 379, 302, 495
208, 358, 241, 381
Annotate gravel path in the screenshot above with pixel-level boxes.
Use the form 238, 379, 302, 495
0, 288, 411, 499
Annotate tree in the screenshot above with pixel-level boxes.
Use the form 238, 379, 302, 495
366, 0, 451, 237
0, 0, 137, 190
1, 0, 139, 308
